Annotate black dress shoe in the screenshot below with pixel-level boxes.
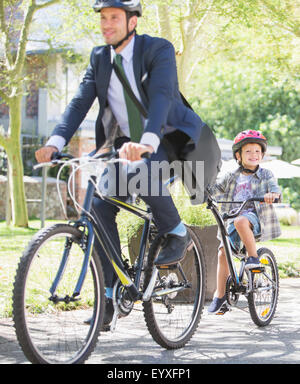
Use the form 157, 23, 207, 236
84, 297, 114, 331
154, 231, 192, 266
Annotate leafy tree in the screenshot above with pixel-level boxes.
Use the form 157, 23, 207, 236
141, 0, 299, 94
191, 57, 300, 208
0, 0, 61, 227
43, 0, 299, 94
1, 0, 298, 226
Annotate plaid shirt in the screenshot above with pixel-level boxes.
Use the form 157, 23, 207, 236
212, 166, 281, 241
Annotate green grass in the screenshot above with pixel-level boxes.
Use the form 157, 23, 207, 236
259, 226, 300, 278
1, 219, 299, 318
0, 220, 64, 318
0, 217, 137, 318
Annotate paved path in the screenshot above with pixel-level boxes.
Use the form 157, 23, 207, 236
1, 278, 299, 365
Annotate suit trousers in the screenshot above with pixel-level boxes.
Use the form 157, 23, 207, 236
91, 143, 181, 288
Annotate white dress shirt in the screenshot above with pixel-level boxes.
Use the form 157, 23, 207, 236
47, 36, 160, 152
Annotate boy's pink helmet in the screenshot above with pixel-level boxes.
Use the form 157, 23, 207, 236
232, 130, 267, 159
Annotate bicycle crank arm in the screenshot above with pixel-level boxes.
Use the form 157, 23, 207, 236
151, 285, 186, 298
110, 307, 120, 333
143, 268, 159, 302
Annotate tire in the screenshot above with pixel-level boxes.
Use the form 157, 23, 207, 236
13, 223, 105, 364
143, 227, 206, 349
247, 247, 279, 327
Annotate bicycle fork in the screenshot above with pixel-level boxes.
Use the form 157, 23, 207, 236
49, 219, 95, 304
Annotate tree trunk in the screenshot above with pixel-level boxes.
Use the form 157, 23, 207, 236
6, 96, 28, 228
0, 0, 62, 228
156, 5, 187, 93
157, 4, 173, 42
177, 22, 194, 95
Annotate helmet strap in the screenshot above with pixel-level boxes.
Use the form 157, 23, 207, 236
111, 11, 136, 50
237, 157, 259, 174
238, 164, 259, 174
111, 28, 136, 50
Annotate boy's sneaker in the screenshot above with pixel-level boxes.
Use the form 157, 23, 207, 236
207, 295, 226, 315
245, 256, 261, 270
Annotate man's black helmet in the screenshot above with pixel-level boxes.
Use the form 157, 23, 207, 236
93, 0, 142, 17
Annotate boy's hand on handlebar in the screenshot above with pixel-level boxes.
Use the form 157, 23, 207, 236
35, 146, 58, 163
119, 142, 154, 161
264, 192, 280, 204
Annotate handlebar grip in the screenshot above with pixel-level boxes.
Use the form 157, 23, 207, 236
141, 151, 151, 159
50, 151, 61, 160
50, 152, 74, 161
94, 150, 119, 160
255, 197, 265, 202
94, 150, 150, 161
255, 197, 280, 203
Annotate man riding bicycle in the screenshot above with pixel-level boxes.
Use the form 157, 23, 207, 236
35, 0, 205, 329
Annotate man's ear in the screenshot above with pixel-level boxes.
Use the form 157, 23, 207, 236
128, 15, 138, 31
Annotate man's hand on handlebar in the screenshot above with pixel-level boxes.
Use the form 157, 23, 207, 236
35, 146, 58, 163
119, 142, 154, 161
263, 192, 281, 204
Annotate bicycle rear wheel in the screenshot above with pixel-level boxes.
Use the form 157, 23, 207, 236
247, 247, 279, 326
13, 223, 105, 364
143, 227, 206, 349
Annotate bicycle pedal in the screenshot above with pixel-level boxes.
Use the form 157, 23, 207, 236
101, 324, 111, 332
216, 304, 230, 315
250, 267, 265, 273
157, 264, 178, 270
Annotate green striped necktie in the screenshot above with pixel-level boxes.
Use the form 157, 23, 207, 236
114, 54, 143, 143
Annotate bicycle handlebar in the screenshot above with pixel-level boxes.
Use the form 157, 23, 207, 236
34, 149, 152, 170
50, 149, 152, 161
50, 152, 74, 161
221, 197, 280, 220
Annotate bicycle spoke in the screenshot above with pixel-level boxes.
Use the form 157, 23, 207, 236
247, 248, 279, 326
143, 227, 206, 349
13, 224, 105, 364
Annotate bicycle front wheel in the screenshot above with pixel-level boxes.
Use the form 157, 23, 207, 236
247, 247, 279, 326
143, 227, 206, 349
13, 223, 105, 364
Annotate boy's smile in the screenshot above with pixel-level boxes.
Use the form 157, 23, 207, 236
236, 143, 263, 171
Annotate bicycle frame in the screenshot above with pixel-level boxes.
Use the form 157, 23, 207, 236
206, 197, 241, 287
46, 150, 194, 308
206, 193, 279, 291
13, 152, 207, 364
50, 175, 154, 304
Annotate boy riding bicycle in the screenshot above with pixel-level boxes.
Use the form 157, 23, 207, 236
208, 130, 281, 314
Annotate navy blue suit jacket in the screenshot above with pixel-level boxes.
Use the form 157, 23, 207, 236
52, 34, 205, 153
